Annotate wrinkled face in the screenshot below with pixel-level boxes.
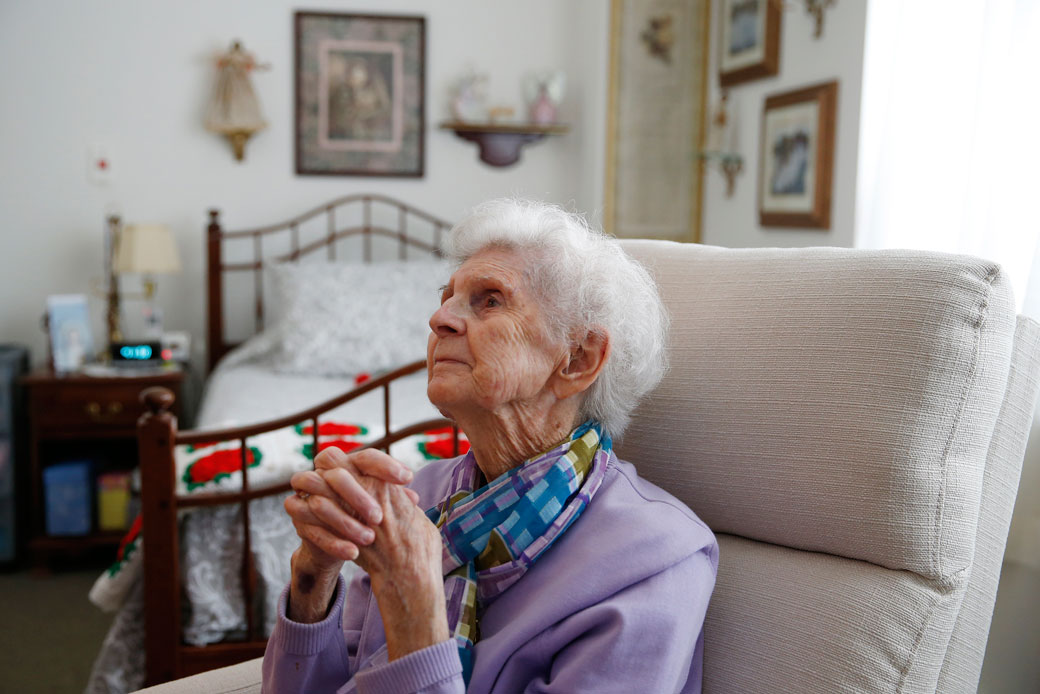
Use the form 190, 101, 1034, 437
427, 247, 566, 418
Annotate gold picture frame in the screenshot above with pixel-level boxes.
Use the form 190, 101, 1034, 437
604, 0, 711, 243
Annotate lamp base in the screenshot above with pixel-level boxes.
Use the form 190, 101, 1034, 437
106, 215, 123, 347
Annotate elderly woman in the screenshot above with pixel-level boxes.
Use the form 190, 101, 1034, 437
263, 199, 718, 693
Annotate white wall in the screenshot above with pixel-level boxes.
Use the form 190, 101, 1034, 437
701, 1, 868, 248
0, 0, 610, 372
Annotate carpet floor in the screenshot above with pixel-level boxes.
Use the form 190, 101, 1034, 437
0, 564, 115, 694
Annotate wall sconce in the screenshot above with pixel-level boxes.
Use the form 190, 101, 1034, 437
204, 40, 268, 161
700, 90, 744, 197
804, 0, 836, 38
702, 153, 744, 198
106, 217, 181, 343
775, 0, 836, 39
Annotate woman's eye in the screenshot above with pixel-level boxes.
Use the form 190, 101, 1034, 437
470, 291, 502, 310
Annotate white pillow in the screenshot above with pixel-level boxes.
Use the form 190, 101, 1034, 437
265, 259, 450, 377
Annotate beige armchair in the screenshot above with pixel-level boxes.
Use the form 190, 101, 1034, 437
134, 243, 1040, 694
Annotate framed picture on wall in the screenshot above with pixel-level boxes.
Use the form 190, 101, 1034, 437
604, 0, 712, 242
295, 12, 425, 177
718, 0, 780, 87
759, 81, 838, 229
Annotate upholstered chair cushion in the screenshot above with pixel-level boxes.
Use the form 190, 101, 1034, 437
616, 241, 1026, 693
618, 242, 1014, 580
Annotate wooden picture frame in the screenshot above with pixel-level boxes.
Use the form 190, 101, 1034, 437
294, 12, 425, 177
604, 0, 711, 243
719, 0, 780, 87
758, 81, 838, 229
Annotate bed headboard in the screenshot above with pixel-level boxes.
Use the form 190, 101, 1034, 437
206, 194, 453, 373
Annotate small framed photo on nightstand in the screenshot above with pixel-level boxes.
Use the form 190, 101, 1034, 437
46, 294, 94, 374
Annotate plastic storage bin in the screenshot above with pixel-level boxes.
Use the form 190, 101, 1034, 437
97, 470, 132, 531
44, 461, 93, 536
0, 345, 28, 562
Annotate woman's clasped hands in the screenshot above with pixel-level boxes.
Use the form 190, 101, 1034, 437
287, 447, 418, 564
285, 447, 450, 658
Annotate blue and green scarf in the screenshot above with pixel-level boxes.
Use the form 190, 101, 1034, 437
427, 419, 612, 684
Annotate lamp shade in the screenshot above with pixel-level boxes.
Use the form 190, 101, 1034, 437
113, 224, 181, 274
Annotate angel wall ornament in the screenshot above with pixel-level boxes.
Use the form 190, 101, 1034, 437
204, 40, 268, 161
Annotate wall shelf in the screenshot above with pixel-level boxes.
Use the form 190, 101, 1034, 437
440, 121, 569, 167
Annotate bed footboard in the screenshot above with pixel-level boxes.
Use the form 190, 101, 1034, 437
136, 359, 459, 686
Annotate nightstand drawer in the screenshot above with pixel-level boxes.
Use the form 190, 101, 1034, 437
30, 383, 148, 435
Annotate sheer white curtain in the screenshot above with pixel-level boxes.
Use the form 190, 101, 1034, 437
857, 0, 1040, 311
857, 0, 1040, 567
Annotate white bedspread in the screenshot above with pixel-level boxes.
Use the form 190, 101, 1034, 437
85, 362, 446, 694
197, 364, 438, 441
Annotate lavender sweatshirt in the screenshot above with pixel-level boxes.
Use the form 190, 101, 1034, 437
262, 454, 718, 693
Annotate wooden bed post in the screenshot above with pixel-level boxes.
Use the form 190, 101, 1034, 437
207, 209, 224, 374
138, 387, 182, 686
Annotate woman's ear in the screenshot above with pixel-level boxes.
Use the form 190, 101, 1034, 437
553, 330, 610, 400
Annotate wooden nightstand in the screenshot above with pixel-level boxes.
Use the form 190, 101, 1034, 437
21, 366, 184, 568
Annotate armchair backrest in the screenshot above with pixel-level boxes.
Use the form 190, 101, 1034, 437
617, 241, 1040, 693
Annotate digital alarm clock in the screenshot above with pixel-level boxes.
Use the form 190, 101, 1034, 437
110, 341, 162, 365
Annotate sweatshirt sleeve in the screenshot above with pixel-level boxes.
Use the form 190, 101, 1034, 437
261, 575, 352, 693
354, 639, 465, 694
261, 573, 465, 694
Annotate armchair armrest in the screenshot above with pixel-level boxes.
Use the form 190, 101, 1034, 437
131, 657, 262, 694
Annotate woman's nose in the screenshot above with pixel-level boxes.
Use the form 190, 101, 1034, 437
430, 299, 465, 336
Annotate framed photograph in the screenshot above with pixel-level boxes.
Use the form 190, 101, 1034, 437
759, 81, 838, 229
719, 0, 780, 87
604, 0, 711, 242
295, 12, 425, 177
47, 294, 94, 373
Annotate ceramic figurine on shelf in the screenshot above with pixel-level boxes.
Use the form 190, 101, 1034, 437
523, 70, 566, 125
451, 71, 490, 123
487, 106, 515, 123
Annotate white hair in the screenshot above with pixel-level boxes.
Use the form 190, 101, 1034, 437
445, 198, 668, 439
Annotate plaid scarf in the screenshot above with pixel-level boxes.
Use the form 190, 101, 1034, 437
427, 419, 611, 684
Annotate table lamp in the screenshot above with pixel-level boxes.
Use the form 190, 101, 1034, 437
106, 218, 181, 343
